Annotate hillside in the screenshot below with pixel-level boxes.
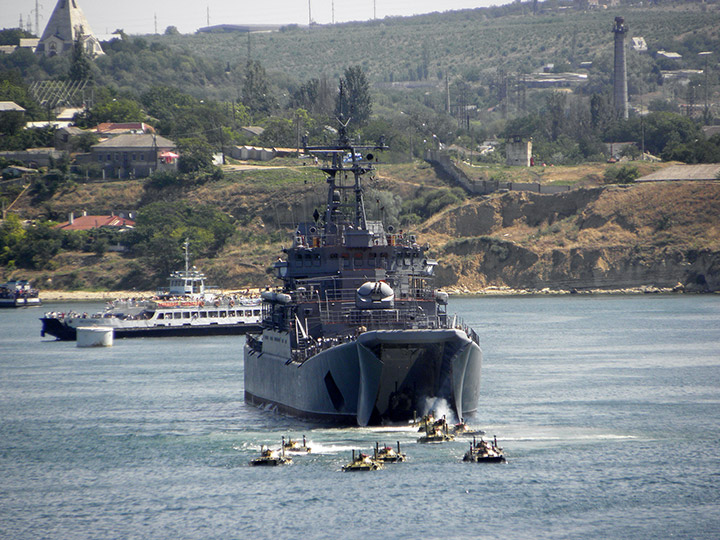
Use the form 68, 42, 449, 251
6, 160, 720, 294
144, 4, 720, 95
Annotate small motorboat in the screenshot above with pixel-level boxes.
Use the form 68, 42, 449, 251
463, 436, 506, 463
418, 416, 454, 443
375, 441, 406, 463
250, 445, 293, 466
449, 420, 485, 437
283, 435, 311, 453
342, 450, 383, 471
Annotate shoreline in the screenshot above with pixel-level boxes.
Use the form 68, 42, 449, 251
39, 284, 712, 303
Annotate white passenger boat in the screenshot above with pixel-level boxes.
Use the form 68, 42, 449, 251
41, 242, 261, 340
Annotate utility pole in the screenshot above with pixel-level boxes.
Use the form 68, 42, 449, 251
699, 51, 712, 125
374, 0, 377, 20
154, 13, 158, 34
332, 1, 335, 24
445, 73, 450, 114
308, 0, 312, 26
206, 6, 210, 27
30, 0, 43, 37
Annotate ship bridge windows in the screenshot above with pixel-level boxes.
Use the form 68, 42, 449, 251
342, 254, 351, 268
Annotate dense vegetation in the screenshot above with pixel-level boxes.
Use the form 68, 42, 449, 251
2, 1, 720, 286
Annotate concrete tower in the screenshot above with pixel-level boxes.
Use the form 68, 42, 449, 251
35, 0, 103, 58
612, 16, 629, 119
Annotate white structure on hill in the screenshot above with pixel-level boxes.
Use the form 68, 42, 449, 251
35, 0, 104, 58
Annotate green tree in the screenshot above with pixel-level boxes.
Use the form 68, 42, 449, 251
0, 28, 36, 46
11, 221, 63, 269
290, 77, 335, 117
75, 97, 144, 127
0, 213, 26, 267
177, 138, 214, 174
68, 34, 93, 82
242, 60, 276, 120
128, 201, 235, 276
335, 66, 372, 129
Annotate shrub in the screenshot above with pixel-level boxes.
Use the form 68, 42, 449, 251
603, 164, 639, 185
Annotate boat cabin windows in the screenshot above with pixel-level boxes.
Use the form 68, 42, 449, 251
199, 312, 207, 318
209, 311, 218, 318
173, 312, 182, 319
245, 310, 254, 317
183, 312, 190, 319
157, 312, 165, 320
220, 311, 227, 318
342, 254, 351, 268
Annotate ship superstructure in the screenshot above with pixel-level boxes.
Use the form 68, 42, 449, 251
244, 123, 481, 426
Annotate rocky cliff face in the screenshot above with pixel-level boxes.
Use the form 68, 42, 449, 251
430, 183, 720, 292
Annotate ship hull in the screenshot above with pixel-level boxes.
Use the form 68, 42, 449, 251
41, 317, 261, 341
0, 297, 41, 308
244, 329, 481, 426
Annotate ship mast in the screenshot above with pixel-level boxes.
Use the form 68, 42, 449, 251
183, 239, 190, 274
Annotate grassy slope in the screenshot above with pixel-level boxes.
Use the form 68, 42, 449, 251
7, 159, 719, 292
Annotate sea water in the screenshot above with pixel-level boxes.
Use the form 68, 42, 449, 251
1, 295, 719, 539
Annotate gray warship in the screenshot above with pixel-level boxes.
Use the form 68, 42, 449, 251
243, 121, 482, 426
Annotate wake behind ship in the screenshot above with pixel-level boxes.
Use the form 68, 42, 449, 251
244, 122, 481, 426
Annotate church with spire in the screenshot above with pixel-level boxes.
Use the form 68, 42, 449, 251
35, 0, 104, 58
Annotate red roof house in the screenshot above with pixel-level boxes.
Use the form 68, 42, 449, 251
55, 212, 135, 231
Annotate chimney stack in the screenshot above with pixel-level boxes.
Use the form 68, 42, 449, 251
612, 16, 629, 119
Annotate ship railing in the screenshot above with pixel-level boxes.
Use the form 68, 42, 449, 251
287, 312, 479, 365
319, 287, 437, 304
318, 302, 441, 330
448, 313, 481, 346
289, 332, 360, 364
